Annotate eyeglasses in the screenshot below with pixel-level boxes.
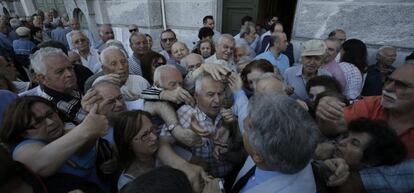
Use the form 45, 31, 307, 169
140, 126, 157, 142
161, 37, 176, 43
385, 76, 414, 90
29, 110, 58, 129
129, 28, 138, 33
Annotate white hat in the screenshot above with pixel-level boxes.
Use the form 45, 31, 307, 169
16, 27, 31, 37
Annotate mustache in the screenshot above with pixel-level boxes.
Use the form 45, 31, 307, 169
382, 90, 397, 100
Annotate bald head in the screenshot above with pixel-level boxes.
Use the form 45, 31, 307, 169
128, 24, 139, 33
153, 65, 183, 90
181, 53, 203, 71
254, 73, 284, 94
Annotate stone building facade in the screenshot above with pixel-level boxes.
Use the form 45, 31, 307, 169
1, 0, 413, 64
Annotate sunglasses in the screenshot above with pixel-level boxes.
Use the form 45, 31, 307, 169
161, 38, 176, 43
129, 28, 138, 33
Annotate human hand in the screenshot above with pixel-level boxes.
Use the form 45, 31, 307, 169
179, 162, 213, 193
284, 85, 295, 95
315, 96, 346, 122
190, 114, 214, 137
324, 158, 350, 186
160, 86, 195, 106
81, 89, 102, 112
79, 104, 108, 139
202, 64, 231, 81
202, 178, 222, 193
172, 124, 203, 147
220, 108, 236, 124
227, 74, 243, 92
314, 142, 336, 160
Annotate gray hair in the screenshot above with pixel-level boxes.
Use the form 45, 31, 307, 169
180, 53, 203, 69
99, 45, 128, 65
217, 34, 235, 46
240, 21, 255, 38
129, 32, 147, 44
247, 93, 320, 173
324, 37, 341, 52
99, 39, 128, 55
92, 75, 123, 88
376, 46, 396, 60
30, 47, 69, 75
153, 65, 179, 85
71, 30, 89, 43
194, 72, 217, 94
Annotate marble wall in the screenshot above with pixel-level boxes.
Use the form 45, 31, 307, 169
293, 0, 414, 66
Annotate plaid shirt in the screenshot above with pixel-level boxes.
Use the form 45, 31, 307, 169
128, 54, 143, 76
163, 105, 232, 177
19, 85, 86, 125
339, 62, 364, 100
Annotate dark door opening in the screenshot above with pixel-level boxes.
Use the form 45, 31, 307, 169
222, 0, 298, 41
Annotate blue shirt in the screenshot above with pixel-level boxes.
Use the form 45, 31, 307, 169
233, 90, 249, 134
240, 166, 282, 193
255, 51, 290, 74
13, 38, 36, 55
283, 65, 331, 101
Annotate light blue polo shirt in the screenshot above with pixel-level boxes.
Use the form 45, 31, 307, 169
255, 51, 290, 74
283, 65, 331, 101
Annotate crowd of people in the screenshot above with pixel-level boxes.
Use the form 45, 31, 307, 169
1, 8, 414, 193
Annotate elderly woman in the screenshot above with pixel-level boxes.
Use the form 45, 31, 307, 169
113, 110, 158, 190
0, 96, 108, 188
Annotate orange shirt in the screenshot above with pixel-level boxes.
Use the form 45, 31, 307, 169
344, 96, 414, 159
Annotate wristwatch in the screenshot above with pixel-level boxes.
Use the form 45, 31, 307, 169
166, 124, 177, 132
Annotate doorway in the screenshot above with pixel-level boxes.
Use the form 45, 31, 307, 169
221, 0, 298, 40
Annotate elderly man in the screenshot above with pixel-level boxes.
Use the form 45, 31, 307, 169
362, 46, 397, 96
153, 65, 183, 90
66, 19, 95, 50
321, 37, 346, 89
237, 22, 257, 58
328, 29, 347, 62
71, 31, 102, 73
128, 32, 150, 76
232, 93, 318, 193
95, 24, 114, 50
205, 34, 236, 71
255, 32, 289, 74
20, 47, 86, 124
167, 73, 232, 178
171, 41, 190, 74
159, 29, 178, 64
202, 15, 221, 42
86, 46, 149, 101
253, 72, 284, 94
84, 79, 210, 192
181, 53, 203, 72
284, 40, 331, 101
128, 24, 139, 34
316, 61, 414, 192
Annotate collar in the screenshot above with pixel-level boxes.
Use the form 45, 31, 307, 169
295, 65, 304, 77
194, 106, 222, 127
41, 85, 81, 101
267, 50, 282, 60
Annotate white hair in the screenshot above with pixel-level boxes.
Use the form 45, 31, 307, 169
99, 45, 128, 65
217, 34, 235, 46
153, 65, 179, 85
30, 47, 69, 75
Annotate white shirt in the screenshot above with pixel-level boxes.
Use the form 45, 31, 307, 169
78, 48, 102, 74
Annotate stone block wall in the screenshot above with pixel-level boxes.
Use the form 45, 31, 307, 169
292, 0, 414, 66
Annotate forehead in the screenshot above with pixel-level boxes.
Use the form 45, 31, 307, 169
325, 40, 338, 48
103, 50, 125, 62
382, 48, 397, 55
163, 69, 182, 80
219, 38, 235, 47
390, 65, 414, 82
96, 84, 121, 98
172, 42, 186, 49
132, 35, 147, 42
72, 32, 86, 39
102, 26, 113, 32
200, 42, 211, 47
31, 102, 53, 114
161, 31, 174, 38
206, 18, 214, 23
199, 77, 224, 91
188, 55, 203, 63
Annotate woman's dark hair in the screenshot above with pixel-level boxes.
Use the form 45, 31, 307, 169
119, 166, 193, 193
347, 118, 407, 166
198, 27, 214, 40
240, 59, 275, 91
340, 39, 368, 73
140, 51, 166, 85
113, 110, 153, 168
192, 39, 215, 58
0, 74, 17, 93
0, 96, 58, 146
306, 75, 343, 94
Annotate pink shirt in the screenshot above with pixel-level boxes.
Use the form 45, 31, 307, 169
322, 60, 347, 91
